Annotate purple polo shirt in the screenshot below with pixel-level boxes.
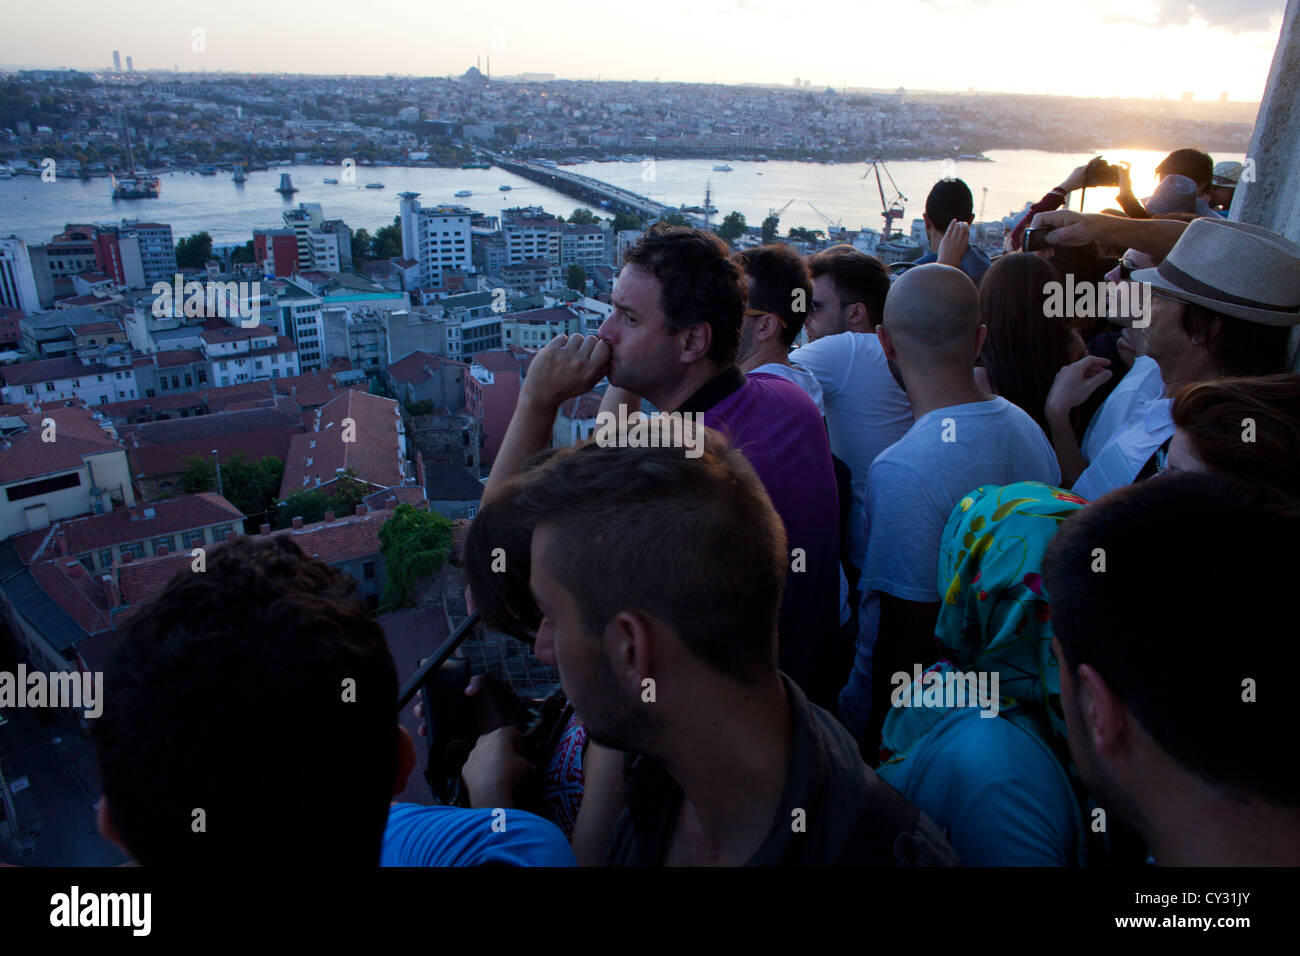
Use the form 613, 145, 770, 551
683, 367, 842, 706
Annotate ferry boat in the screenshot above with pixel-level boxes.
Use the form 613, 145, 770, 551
323, 177, 339, 184
455, 189, 472, 197
112, 171, 161, 199
365, 182, 385, 189
713, 163, 733, 172
498, 184, 512, 191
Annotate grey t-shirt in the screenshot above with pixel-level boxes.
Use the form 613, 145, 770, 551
838, 397, 1061, 740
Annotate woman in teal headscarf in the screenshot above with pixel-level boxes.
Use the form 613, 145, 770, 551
877, 480, 1090, 866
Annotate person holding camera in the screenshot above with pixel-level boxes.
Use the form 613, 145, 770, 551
1009, 156, 1146, 252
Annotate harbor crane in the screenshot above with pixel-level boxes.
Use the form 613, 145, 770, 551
806, 200, 843, 238
863, 159, 907, 241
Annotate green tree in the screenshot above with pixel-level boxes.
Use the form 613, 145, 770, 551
175, 231, 214, 269
567, 264, 587, 291
351, 227, 373, 265
612, 210, 642, 233
787, 226, 824, 243
180, 453, 284, 529
761, 215, 780, 243
568, 207, 598, 225
717, 211, 746, 243
655, 212, 689, 227
230, 240, 255, 265
378, 503, 455, 610
371, 216, 402, 260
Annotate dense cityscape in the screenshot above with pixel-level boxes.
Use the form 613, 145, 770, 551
0, 0, 1296, 913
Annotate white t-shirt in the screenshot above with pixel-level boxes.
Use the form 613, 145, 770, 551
838, 397, 1061, 740
749, 361, 825, 416
789, 332, 913, 571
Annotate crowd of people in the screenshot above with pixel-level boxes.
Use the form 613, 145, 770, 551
90, 148, 1300, 867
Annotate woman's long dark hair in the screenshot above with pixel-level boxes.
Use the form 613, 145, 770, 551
978, 253, 1075, 433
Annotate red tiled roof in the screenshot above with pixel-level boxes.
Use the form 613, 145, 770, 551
1, 355, 99, 386
203, 381, 279, 412
387, 350, 466, 385
116, 551, 196, 607
279, 391, 404, 499
128, 426, 301, 478
29, 559, 113, 636
76, 321, 124, 334
268, 509, 392, 565
511, 307, 575, 326
471, 346, 534, 373
12, 493, 243, 564
363, 485, 428, 511
199, 321, 278, 343
0, 407, 123, 484
559, 390, 603, 420
155, 348, 205, 369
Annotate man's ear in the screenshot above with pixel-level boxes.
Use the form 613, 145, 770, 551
394, 725, 416, 799
757, 312, 783, 345
97, 796, 128, 853
1074, 663, 1127, 758
609, 609, 656, 688
679, 319, 713, 364
845, 302, 870, 334
877, 323, 896, 360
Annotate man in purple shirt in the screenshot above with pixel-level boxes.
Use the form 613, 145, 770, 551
497, 224, 843, 707
595, 225, 842, 707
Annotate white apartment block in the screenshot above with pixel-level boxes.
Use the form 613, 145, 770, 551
0, 238, 43, 315
399, 193, 473, 288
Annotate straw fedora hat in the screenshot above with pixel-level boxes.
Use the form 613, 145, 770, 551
1130, 218, 1300, 327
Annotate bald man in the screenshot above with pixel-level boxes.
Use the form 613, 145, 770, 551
838, 265, 1062, 751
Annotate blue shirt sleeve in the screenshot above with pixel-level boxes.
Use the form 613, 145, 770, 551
381, 803, 577, 867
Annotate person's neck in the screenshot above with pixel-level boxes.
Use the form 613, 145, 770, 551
901, 365, 992, 421
656, 671, 793, 865
650, 360, 724, 413
1158, 357, 1219, 398
926, 229, 943, 255
1143, 776, 1300, 866
738, 341, 789, 374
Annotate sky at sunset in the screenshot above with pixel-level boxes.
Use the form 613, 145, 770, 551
0, 0, 1286, 101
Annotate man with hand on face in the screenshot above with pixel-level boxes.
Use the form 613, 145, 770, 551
588, 224, 843, 709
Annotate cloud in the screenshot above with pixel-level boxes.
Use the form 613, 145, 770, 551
1108, 1, 1283, 33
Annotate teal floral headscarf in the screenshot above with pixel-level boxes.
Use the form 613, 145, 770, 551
879, 481, 1088, 770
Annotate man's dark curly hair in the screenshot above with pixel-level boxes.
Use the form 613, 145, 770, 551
624, 223, 748, 367
95, 534, 399, 866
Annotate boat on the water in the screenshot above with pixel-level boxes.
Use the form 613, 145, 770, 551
713, 163, 733, 172
455, 189, 472, 197
499, 185, 512, 191
365, 182, 385, 189
323, 177, 339, 184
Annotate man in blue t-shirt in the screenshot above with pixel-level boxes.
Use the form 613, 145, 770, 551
913, 178, 991, 287
838, 264, 1060, 750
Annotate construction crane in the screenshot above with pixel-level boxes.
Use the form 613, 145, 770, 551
764, 198, 796, 238
863, 160, 907, 241
806, 200, 843, 239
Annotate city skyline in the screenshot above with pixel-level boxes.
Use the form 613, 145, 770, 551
0, 0, 1287, 102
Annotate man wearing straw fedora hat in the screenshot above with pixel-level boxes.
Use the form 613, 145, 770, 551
1030, 213, 1300, 500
